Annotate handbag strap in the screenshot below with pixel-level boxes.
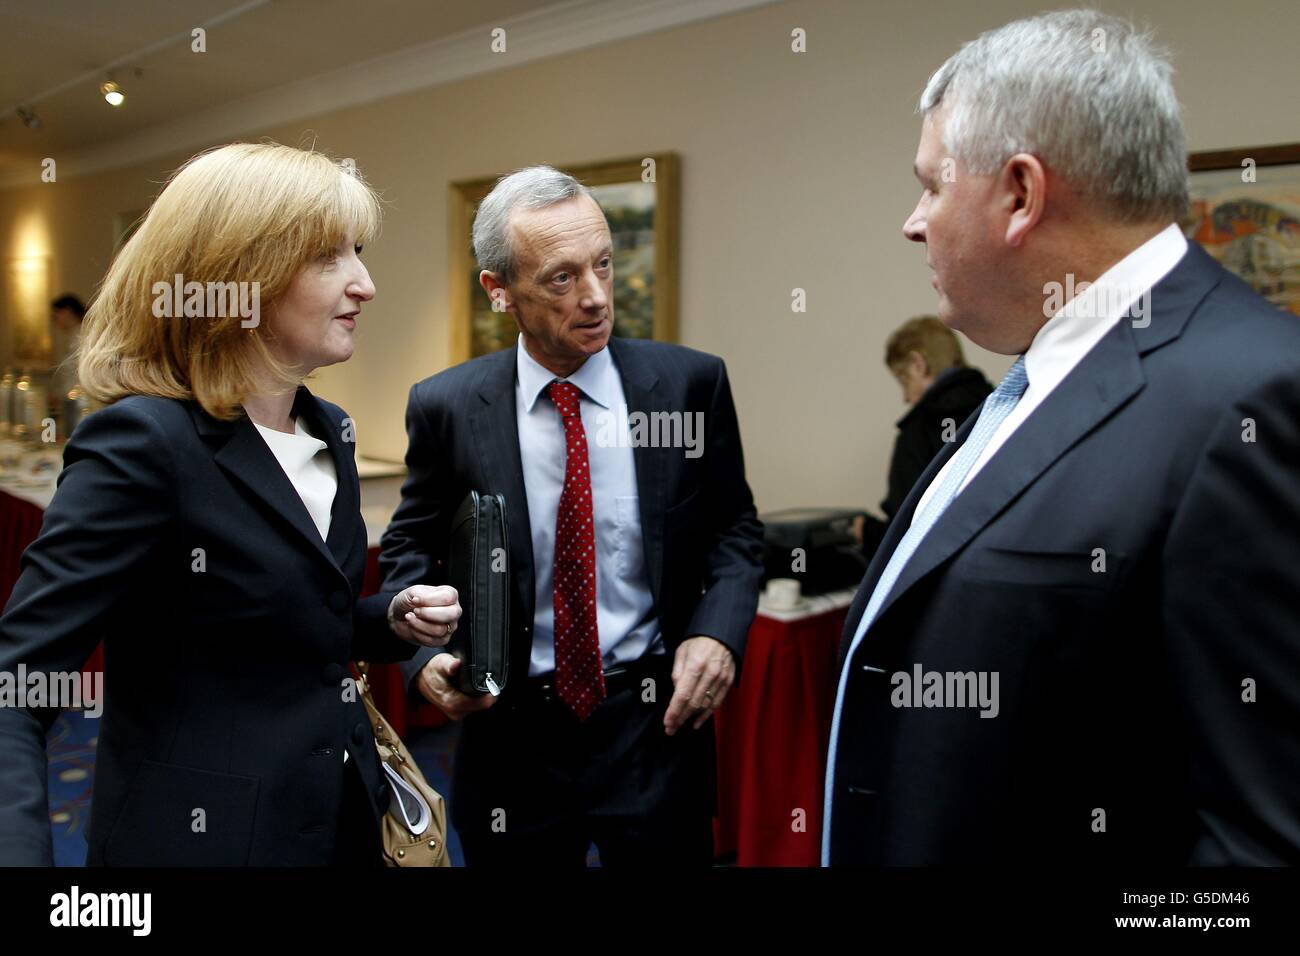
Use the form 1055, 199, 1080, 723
352, 661, 407, 765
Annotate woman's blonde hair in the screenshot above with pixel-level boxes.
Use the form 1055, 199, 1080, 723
79, 142, 381, 420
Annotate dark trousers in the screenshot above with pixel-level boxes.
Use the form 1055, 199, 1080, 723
453, 656, 716, 866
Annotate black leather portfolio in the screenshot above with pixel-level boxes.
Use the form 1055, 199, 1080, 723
447, 490, 511, 696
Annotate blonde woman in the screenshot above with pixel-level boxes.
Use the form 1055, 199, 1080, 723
0, 143, 458, 867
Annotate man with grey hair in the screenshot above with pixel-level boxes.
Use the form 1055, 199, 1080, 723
379, 165, 764, 865
826, 10, 1300, 865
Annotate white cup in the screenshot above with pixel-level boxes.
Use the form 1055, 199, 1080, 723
765, 578, 801, 610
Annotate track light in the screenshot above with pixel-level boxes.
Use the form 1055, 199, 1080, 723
100, 81, 124, 106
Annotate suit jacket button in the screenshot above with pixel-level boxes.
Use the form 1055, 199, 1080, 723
321, 663, 345, 686
329, 590, 349, 614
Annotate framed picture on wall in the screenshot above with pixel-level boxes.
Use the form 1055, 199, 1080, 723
1182, 142, 1300, 317
448, 153, 680, 361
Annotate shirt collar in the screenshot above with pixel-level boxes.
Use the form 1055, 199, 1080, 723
1024, 222, 1188, 397
252, 417, 328, 471
516, 333, 615, 412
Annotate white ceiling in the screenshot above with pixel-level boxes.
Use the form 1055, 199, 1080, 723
0, 0, 565, 179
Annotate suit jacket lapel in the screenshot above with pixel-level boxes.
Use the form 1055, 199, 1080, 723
837, 410, 977, 664
468, 346, 536, 620
609, 338, 667, 606
292, 386, 361, 573
193, 392, 348, 582
869, 324, 1145, 629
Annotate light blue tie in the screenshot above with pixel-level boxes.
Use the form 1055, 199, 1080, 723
821, 355, 1028, 864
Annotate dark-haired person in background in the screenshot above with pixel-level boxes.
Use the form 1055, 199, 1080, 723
49, 293, 86, 333
49, 294, 87, 404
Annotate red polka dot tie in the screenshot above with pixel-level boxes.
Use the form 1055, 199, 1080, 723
547, 381, 605, 721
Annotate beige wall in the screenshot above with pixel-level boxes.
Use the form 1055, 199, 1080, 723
3, 0, 1297, 514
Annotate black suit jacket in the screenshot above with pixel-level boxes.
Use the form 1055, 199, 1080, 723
0, 386, 414, 866
381, 336, 765, 697
828, 243, 1300, 865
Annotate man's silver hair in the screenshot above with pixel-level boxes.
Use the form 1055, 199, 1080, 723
919, 9, 1188, 222
472, 165, 597, 283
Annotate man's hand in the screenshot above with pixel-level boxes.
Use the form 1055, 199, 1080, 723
416, 653, 498, 720
388, 585, 461, 647
664, 635, 735, 736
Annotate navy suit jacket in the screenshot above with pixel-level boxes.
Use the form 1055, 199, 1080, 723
827, 243, 1300, 865
0, 386, 414, 866
381, 336, 765, 697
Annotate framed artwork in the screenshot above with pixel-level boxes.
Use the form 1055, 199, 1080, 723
1182, 142, 1300, 316
448, 153, 679, 361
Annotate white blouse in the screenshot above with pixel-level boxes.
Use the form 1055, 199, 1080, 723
252, 417, 337, 541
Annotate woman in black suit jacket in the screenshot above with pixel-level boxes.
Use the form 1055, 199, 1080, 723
0, 143, 458, 866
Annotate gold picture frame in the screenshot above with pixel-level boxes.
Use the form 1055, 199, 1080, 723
1183, 142, 1300, 317
448, 153, 680, 362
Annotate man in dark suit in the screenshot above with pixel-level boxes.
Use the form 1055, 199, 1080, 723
380, 166, 764, 865
825, 10, 1300, 865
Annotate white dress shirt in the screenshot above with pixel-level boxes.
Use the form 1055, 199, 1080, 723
912, 223, 1188, 518
515, 335, 664, 676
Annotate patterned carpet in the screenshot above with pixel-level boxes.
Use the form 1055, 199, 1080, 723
45, 710, 96, 868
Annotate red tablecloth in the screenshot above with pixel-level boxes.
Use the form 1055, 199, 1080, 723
0, 488, 46, 611
712, 603, 848, 866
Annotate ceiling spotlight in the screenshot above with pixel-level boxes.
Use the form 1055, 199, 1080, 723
16, 107, 42, 129
100, 81, 125, 106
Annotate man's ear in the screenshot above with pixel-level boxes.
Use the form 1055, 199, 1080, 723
1000, 153, 1047, 248
479, 270, 513, 314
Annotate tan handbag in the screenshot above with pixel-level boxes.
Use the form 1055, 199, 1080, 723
355, 662, 451, 867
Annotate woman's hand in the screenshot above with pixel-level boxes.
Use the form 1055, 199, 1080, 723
387, 585, 461, 647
